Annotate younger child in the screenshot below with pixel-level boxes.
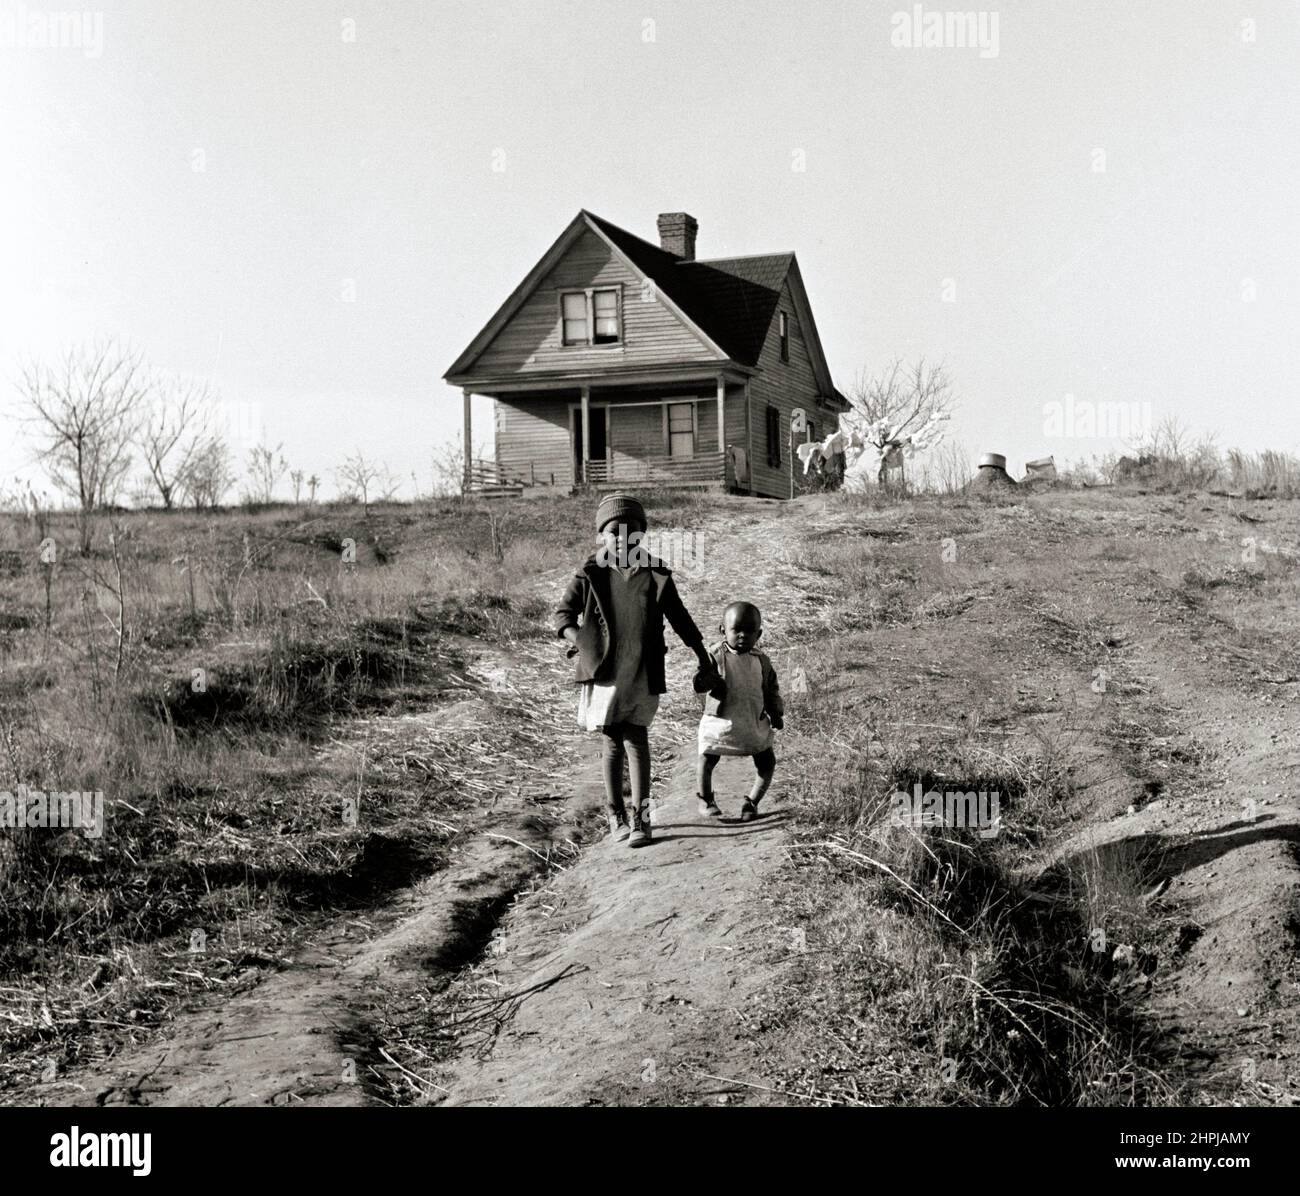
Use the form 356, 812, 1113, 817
553, 492, 720, 848
696, 601, 783, 822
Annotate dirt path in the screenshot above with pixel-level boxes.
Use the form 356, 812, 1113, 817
436, 751, 795, 1106
433, 500, 830, 1105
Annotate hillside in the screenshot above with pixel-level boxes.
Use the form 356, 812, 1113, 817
2, 486, 1297, 1106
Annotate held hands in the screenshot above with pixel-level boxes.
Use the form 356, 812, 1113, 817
768, 712, 784, 730
691, 644, 724, 697
692, 666, 722, 695
693, 662, 726, 700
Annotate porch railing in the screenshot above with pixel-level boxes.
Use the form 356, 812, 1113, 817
465, 458, 554, 492
583, 451, 725, 486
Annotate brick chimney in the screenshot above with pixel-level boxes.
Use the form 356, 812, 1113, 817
657, 212, 698, 261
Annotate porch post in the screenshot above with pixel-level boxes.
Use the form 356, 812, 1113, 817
580, 385, 591, 484
715, 375, 726, 483
461, 388, 472, 494
744, 379, 754, 495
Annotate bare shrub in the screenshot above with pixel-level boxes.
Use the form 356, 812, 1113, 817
138, 376, 217, 509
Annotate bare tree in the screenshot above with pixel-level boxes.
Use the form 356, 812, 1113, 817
844, 357, 955, 484
335, 451, 400, 516
18, 340, 148, 549
306, 473, 320, 504
137, 376, 214, 509
430, 438, 489, 497
181, 435, 235, 510
290, 469, 305, 504
244, 442, 288, 505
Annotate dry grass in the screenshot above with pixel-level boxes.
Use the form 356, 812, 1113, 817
762, 706, 1174, 1106
3, 481, 1293, 1102
0, 489, 708, 1086
1053, 445, 1300, 498
737, 488, 1233, 1105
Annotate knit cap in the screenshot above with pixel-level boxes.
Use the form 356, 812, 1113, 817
596, 491, 646, 533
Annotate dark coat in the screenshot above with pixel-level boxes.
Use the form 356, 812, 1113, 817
553, 554, 704, 694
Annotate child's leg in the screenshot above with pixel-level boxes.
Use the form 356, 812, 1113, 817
697, 751, 720, 799
748, 748, 777, 805
620, 722, 654, 847
620, 721, 651, 812
600, 726, 627, 816
696, 752, 722, 815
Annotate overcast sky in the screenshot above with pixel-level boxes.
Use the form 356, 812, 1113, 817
2, 0, 1297, 500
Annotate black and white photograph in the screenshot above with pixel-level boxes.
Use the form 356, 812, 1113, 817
0, 0, 1297, 1170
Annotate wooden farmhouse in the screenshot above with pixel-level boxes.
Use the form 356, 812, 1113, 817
444, 210, 850, 498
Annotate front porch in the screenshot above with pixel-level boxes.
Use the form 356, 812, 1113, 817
458, 367, 753, 496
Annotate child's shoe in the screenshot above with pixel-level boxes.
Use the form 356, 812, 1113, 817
628, 803, 652, 848
697, 793, 722, 818
740, 798, 759, 822
607, 807, 630, 840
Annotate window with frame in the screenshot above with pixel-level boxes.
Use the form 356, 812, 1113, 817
667, 402, 695, 457
561, 293, 587, 345
593, 290, 619, 343
778, 312, 789, 362
766, 404, 781, 467
561, 288, 621, 346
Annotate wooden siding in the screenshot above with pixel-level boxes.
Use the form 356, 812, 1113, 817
471, 228, 721, 376
606, 397, 721, 474
494, 396, 574, 486
608, 402, 663, 475
746, 279, 842, 499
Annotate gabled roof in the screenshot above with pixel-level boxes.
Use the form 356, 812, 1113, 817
583, 214, 791, 367
445, 209, 846, 408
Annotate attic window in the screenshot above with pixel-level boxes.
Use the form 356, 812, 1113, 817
593, 290, 619, 343
561, 294, 587, 345
561, 288, 621, 346
779, 312, 790, 362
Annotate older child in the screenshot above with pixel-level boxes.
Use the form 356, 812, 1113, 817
696, 601, 783, 822
553, 492, 720, 848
